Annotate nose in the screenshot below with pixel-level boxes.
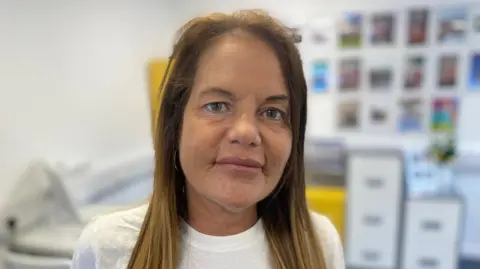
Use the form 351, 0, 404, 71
226, 114, 261, 147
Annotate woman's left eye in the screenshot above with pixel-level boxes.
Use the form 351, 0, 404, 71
263, 108, 284, 121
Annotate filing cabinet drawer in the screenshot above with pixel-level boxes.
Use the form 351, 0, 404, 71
402, 242, 457, 269
347, 156, 403, 205
404, 200, 462, 243
347, 227, 398, 269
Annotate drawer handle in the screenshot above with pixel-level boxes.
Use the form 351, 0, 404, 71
421, 220, 442, 231
365, 177, 384, 188
418, 257, 439, 267
363, 250, 380, 261
363, 215, 382, 226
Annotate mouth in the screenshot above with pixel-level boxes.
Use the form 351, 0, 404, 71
214, 156, 263, 174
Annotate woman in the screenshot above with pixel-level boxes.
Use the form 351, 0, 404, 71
71, 10, 344, 269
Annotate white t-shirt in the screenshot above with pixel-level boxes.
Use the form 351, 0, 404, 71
71, 204, 345, 269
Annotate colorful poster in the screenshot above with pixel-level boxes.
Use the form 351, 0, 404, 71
338, 13, 362, 48
408, 9, 429, 45
371, 13, 395, 45
312, 60, 329, 93
468, 53, 480, 90
398, 97, 425, 132
431, 98, 458, 132
437, 7, 467, 44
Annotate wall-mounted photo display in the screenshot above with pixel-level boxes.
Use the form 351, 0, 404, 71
397, 97, 425, 133
438, 54, 458, 88
437, 7, 467, 44
338, 58, 361, 91
430, 97, 458, 133
337, 100, 361, 130
312, 60, 329, 93
338, 12, 363, 48
404, 55, 426, 90
407, 8, 429, 45
371, 12, 395, 45
469, 53, 480, 90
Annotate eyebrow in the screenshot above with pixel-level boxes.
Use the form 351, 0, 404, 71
199, 87, 289, 102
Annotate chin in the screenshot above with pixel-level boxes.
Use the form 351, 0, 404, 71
214, 195, 261, 213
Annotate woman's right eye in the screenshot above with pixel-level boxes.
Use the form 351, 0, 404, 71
204, 102, 229, 113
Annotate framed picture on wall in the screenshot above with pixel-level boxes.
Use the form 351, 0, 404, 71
338, 12, 363, 48
370, 12, 395, 45
364, 99, 394, 133
407, 8, 429, 45
468, 53, 480, 90
404, 55, 426, 90
337, 100, 361, 130
309, 17, 335, 46
437, 54, 458, 88
338, 58, 361, 91
437, 7, 467, 44
397, 97, 425, 133
312, 60, 329, 93
430, 97, 458, 132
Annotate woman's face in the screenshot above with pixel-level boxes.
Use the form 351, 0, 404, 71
179, 35, 292, 212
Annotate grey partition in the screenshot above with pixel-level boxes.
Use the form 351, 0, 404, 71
304, 139, 346, 187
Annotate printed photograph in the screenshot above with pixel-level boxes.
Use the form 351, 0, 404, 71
339, 58, 361, 91
371, 13, 395, 44
338, 13, 363, 48
312, 60, 329, 93
369, 67, 393, 90
310, 17, 334, 45
404, 56, 425, 89
408, 9, 429, 45
365, 102, 392, 133
437, 7, 467, 43
287, 27, 303, 43
438, 55, 458, 88
469, 53, 480, 90
473, 15, 480, 32
431, 97, 458, 133
337, 100, 360, 129
398, 97, 425, 132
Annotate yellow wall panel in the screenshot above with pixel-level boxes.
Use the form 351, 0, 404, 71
148, 59, 170, 135
306, 186, 345, 240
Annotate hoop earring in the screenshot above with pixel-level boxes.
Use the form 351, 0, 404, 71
173, 150, 179, 171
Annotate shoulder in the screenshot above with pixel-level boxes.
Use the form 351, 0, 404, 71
309, 211, 346, 269
71, 204, 148, 269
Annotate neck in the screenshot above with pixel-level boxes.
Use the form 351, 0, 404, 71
186, 187, 258, 236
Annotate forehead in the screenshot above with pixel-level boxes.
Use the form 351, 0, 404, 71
192, 35, 288, 97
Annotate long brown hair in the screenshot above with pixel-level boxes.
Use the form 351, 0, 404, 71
128, 10, 326, 269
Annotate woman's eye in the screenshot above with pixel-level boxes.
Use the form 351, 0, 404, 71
263, 108, 284, 121
204, 102, 229, 113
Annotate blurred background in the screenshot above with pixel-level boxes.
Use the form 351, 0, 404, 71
0, 0, 479, 268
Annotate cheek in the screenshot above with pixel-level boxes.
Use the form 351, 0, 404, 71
266, 131, 292, 175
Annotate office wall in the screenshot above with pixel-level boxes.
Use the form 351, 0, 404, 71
0, 0, 181, 206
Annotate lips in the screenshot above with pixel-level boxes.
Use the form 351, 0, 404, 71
215, 156, 263, 168
215, 156, 263, 174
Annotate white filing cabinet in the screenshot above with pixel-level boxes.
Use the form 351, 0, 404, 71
400, 198, 463, 269
345, 151, 405, 269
